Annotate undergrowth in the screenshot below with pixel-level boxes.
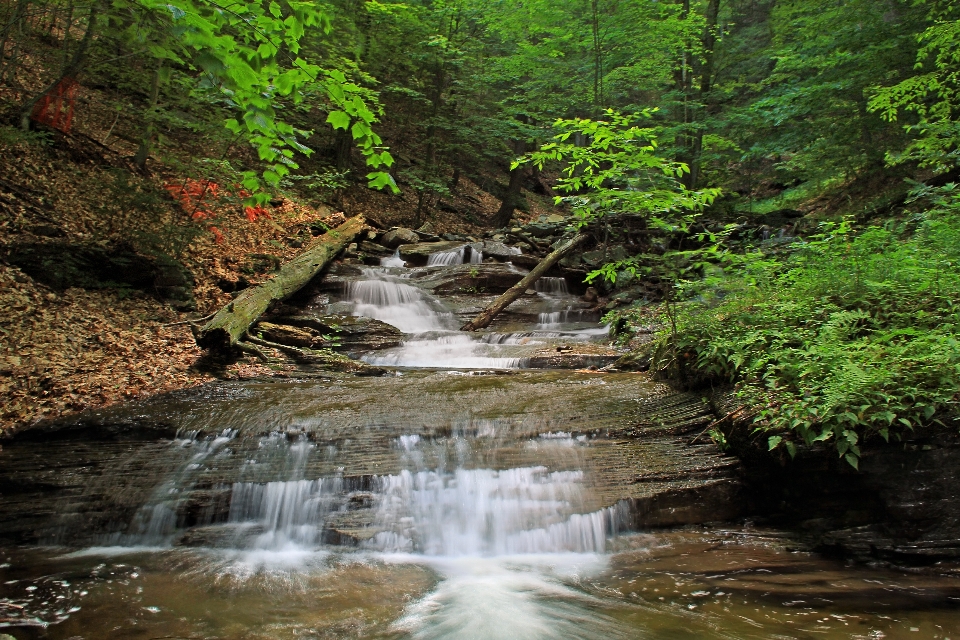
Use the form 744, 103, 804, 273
649, 184, 960, 467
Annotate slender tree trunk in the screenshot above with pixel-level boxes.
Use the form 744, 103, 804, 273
0, 0, 29, 85
493, 162, 524, 228
493, 137, 527, 228
590, 0, 603, 109
20, 0, 100, 131
334, 127, 352, 169
134, 61, 163, 170
461, 234, 588, 331
687, 0, 720, 190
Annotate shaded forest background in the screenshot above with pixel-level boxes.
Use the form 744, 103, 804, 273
1, 0, 958, 457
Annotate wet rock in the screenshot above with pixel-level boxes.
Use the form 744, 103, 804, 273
509, 254, 543, 270
610, 288, 641, 304
358, 241, 393, 257
271, 314, 403, 351
583, 287, 598, 303
380, 228, 420, 248
255, 321, 323, 348
398, 241, 468, 264
614, 343, 655, 372
545, 214, 565, 224
524, 222, 557, 238
412, 263, 525, 295
475, 240, 520, 261
526, 353, 620, 369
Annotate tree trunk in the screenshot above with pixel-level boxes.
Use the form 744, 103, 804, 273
333, 127, 352, 170
687, 0, 720, 190
492, 161, 524, 228
0, 0, 30, 83
197, 215, 366, 351
20, 0, 100, 131
460, 233, 588, 331
134, 61, 163, 170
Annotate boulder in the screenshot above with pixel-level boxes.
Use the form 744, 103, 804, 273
3, 240, 195, 309
476, 240, 521, 261
523, 222, 557, 238
380, 228, 420, 248
407, 263, 526, 295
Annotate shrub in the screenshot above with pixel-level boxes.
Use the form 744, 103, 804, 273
654, 185, 960, 467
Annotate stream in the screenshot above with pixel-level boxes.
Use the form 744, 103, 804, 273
2, 252, 959, 639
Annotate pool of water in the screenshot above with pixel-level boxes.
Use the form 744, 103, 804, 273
2, 528, 959, 639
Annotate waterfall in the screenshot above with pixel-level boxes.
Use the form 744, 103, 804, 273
366, 466, 623, 556
344, 270, 455, 333
426, 245, 484, 266
427, 246, 466, 266
363, 334, 529, 369
536, 309, 599, 328
381, 250, 406, 267
535, 277, 569, 296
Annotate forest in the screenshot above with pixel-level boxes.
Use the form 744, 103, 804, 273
1, 0, 960, 635
2, 0, 958, 461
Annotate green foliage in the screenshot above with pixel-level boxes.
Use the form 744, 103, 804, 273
659, 185, 960, 466
869, 4, 960, 171
523, 110, 721, 234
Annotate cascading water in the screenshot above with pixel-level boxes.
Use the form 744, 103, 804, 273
343, 270, 456, 333
535, 277, 569, 296
426, 245, 483, 266
381, 249, 407, 267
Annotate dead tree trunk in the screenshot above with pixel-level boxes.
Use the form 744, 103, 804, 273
196, 215, 366, 351
460, 233, 587, 331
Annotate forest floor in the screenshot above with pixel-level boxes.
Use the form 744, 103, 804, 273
0, 92, 557, 434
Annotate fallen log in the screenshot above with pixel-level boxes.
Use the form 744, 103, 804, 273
196, 215, 366, 350
460, 233, 588, 331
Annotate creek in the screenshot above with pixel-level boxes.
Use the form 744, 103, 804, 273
1, 253, 959, 639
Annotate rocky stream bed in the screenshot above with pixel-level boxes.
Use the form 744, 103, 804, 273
2, 233, 960, 639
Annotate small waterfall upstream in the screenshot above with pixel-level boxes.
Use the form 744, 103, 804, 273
334, 260, 610, 369
344, 270, 456, 333
426, 245, 483, 266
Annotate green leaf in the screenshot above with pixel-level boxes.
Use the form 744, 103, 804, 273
844, 454, 859, 470
327, 111, 351, 131
367, 171, 398, 192
768, 435, 782, 450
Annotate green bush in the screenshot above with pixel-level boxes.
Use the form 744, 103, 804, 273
655, 185, 960, 467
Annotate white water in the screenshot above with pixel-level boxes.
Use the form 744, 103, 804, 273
381, 249, 407, 267
344, 270, 456, 333
336, 262, 610, 368
426, 245, 483, 266
535, 277, 569, 296
77, 249, 627, 638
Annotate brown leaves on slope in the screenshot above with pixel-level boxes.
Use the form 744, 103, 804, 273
0, 264, 216, 434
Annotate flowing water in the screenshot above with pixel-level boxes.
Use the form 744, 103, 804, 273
2, 249, 960, 639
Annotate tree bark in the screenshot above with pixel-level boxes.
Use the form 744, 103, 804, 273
20, 0, 100, 131
196, 215, 366, 351
460, 233, 587, 331
134, 61, 163, 170
687, 0, 720, 190
492, 161, 524, 228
